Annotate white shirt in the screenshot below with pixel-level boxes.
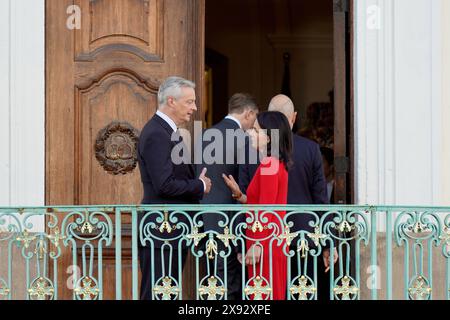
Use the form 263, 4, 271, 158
156, 110, 178, 132
225, 115, 242, 129
156, 110, 206, 192
327, 180, 334, 202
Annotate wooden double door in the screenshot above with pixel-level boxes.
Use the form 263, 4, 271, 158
46, 0, 204, 299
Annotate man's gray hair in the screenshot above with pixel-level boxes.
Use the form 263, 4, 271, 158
158, 76, 196, 107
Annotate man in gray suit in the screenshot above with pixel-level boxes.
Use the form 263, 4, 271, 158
196, 93, 258, 300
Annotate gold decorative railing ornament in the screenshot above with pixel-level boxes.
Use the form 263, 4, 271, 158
153, 277, 180, 300
16, 230, 36, 249
74, 277, 100, 300
440, 227, 450, 245
244, 276, 272, 300
0, 283, 10, 299
333, 276, 359, 300
35, 238, 47, 260
297, 239, 309, 258
278, 226, 299, 246
1, 204, 448, 301
307, 226, 328, 247
198, 276, 226, 300
251, 220, 264, 233
205, 239, 218, 260
79, 221, 95, 234
290, 276, 316, 300
186, 227, 206, 246
217, 226, 236, 248
412, 221, 430, 234
28, 277, 54, 300
46, 226, 66, 248
159, 211, 174, 234
408, 276, 432, 300
337, 220, 354, 233
76, 211, 97, 235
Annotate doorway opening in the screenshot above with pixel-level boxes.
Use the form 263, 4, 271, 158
204, 0, 352, 204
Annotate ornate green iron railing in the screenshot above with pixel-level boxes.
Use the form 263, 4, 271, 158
0, 205, 449, 300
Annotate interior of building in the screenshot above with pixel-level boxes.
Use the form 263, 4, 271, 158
204, 0, 334, 150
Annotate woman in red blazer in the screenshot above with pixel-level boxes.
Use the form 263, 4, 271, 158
223, 111, 293, 300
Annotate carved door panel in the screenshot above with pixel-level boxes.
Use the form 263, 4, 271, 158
46, 0, 204, 299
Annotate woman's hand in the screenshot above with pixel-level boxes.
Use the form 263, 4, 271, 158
323, 248, 339, 272
222, 174, 242, 198
245, 244, 262, 266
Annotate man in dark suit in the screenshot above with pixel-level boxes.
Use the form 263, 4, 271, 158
196, 93, 258, 300
239, 94, 338, 300
137, 76, 212, 300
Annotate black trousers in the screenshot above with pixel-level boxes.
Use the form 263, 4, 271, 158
289, 250, 331, 301
139, 246, 188, 300
216, 246, 243, 300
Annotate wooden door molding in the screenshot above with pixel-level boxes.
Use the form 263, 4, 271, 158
73, 68, 159, 205
333, 0, 353, 204
74, 0, 165, 62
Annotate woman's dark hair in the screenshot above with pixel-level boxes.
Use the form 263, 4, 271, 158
256, 111, 293, 169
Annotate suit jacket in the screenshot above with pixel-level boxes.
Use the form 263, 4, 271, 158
137, 114, 204, 247
196, 118, 247, 232
239, 134, 332, 248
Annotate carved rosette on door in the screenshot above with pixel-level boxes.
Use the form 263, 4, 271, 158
94, 122, 140, 175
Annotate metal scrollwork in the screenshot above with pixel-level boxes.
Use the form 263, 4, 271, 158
408, 276, 432, 300
0, 205, 448, 301
153, 276, 180, 300
74, 276, 100, 300
333, 276, 359, 300
290, 275, 316, 300
198, 276, 226, 300
28, 277, 55, 300
0, 279, 10, 300
62, 210, 113, 243
244, 276, 272, 300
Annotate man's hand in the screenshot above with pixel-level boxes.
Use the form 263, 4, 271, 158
323, 248, 339, 272
245, 245, 262, 266
199, 167, 212, 194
